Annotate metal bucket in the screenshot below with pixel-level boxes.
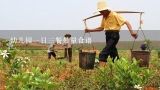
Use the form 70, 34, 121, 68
131, 50, 150, 67
79, 50, 96, 69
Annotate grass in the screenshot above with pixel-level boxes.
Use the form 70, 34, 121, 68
0, 46, 160, 89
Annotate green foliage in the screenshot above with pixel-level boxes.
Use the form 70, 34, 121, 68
1, 40, 159, 90
0, 40, 27, 76
7, 67, 58, 90
94, 61, 117, 90
144, 39, 152, 50
0, 40, 16, 64
0, 40, 59, 90
61, 68, 95, 90
94, 58, 152, 90
113, 58, 151, 90
144, 69, 160, 88
9, 57, 30, 75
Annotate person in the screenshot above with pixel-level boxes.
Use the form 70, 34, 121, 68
64, 34, 72, 62
85, 0, 138, 66
48, 43, 56, 59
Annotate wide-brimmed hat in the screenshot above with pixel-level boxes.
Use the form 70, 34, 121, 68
94, 0, 110, 14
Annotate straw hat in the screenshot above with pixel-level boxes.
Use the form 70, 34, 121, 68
97, 0, 109, 12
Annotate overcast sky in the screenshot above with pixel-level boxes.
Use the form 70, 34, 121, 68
0, 0, 160, 30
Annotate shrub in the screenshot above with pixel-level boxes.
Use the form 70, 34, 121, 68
94, 58, 151, 90
114, 58, 151, 90
60, 68, 95, 90
94, 61, 117, 90
6, 67, 58, 90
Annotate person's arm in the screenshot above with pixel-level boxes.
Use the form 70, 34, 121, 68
125, 21, 138, 39
85, 27, 104, 33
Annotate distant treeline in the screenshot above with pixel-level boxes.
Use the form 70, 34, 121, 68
0, 40, 160, 50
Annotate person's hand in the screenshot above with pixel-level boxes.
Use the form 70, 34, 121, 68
83, 19, 87, 21
85, 28, 90, 33
131, 32, 138, 39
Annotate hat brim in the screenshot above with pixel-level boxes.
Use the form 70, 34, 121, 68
93, 8, 110, 15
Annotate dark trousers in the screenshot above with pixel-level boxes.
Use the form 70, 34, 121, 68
64, 48, 72, 62
99, 31, 120, 62
48, 52, 56, 59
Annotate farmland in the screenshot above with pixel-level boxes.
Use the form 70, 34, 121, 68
0, 41, 160, 90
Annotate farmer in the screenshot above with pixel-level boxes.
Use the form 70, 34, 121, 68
85, 0, 137, 66
64, 34, 72, 62
48, 43, 56, 60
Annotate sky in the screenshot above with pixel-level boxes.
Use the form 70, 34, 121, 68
0, 0, 160, 30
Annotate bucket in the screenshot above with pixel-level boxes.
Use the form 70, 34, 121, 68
131, 50, 150, 67
79, 50, 96, 69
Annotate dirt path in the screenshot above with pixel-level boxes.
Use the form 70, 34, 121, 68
0, 70, 5, 90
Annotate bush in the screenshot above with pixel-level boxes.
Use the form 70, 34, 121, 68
94, 58, 151, 90
60, 68, 95, 90
7, 67, 58, 90
94, 61, 117, 90
113, 58, 151, 90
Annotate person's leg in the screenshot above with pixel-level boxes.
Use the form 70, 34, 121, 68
99, 32, 113, 66
48, 52, 51, 59
110, 47, 119, 63
98, 47, 107, 66
51, 52, 56, 59
64, 48, 67, 58
110, 32, 120, 62
68, 48, 72, 62
99, 39, 116, 66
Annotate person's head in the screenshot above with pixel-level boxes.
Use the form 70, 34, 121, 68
64, 34, 71, 38
52, 44, 56, 48
99, 10, 110, 17
97, 0, 110, 17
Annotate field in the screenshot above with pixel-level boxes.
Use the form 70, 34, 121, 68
0, 41, 160, 90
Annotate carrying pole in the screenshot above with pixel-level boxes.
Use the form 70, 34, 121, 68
84, 11, 144, 21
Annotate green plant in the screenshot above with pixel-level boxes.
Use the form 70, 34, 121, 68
9, 56, 30, 75
60, 67, 95, 90
113, 58, 151, 90
7, 67, 58, 90
144, 39, 152, 50
0, 40, 17, 74
94, 60, 117, 90
144, 70, 160, 88
0, 40, 59, 90
0, 40, 30, 75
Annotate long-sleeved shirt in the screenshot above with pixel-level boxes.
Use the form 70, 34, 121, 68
48, 44, 55, 53
63, 37, 72, 48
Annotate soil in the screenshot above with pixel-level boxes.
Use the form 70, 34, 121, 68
0, 70, 5, 90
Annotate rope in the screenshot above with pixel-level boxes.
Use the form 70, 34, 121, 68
81, 21, 95, 50
131, 12, 151, 51
131, 13, 143, 51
